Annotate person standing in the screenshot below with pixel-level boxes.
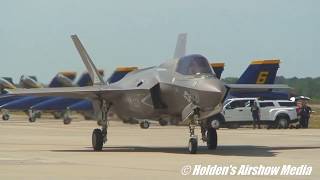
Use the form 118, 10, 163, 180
251, 101, 261, 129
300, 102, 312, 128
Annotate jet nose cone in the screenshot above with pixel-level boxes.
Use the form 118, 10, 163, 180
196, 78, 226, 109
197, 78, 226, 94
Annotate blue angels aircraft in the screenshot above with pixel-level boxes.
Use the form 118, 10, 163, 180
0, 72, 77, 120
27, 70, 104, 123
229, 59, 289, 100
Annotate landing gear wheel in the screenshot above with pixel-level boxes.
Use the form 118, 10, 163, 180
63, 111, 72, 125
92, 129, 103, 151
206, 128, 217, 150
188, 138, 198, 154
140, 120, 150, 129
28, 116, 36, 122
2, 114, 9, 121
63, 117, 72, 125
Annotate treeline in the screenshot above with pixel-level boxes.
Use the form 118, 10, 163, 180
222, 76, 320, 100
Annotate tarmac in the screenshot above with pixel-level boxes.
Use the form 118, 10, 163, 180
0, 114, 319, 180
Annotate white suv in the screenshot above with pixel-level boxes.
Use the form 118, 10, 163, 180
211, 98, 298, 129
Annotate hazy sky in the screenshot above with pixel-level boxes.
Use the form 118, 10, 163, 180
1, 0, 319, 83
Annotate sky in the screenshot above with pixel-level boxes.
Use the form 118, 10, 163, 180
0, 0, 319, 83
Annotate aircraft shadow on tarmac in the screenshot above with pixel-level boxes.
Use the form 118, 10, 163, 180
52, 145, 320, 157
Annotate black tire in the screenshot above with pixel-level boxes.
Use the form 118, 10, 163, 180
188, 138, 198, 154
277, 118, 289, 129
207, 114, 224, 129
92, 129, 103, 151
63, 117, 72, 125
2, 114, 9, 121
159, 119, 168, 126
207, 128, 217, 150
28, 117, 36, 122
140, 120, 150, 129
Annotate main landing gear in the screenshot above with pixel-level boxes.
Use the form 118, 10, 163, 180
187, 108, 218, 154
92, 100, 112, 151
63, 110, 72, 125
2, 112, 10, 121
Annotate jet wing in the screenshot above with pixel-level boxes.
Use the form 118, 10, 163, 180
226, 84, 291, 93
8, 86, 151, 101
8, 86, 100, 99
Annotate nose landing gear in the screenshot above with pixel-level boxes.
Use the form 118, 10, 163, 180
187, 108, 200, 154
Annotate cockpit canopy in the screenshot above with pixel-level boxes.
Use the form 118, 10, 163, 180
176, 54, 214, 76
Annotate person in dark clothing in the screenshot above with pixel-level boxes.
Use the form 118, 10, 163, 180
300, 103, 312, 128
251, 101, 261, 129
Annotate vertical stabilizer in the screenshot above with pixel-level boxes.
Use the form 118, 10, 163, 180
173, 33, 187, 59
71, 35, 105, 85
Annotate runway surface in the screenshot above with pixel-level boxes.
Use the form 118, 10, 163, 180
0, 115, 319, 180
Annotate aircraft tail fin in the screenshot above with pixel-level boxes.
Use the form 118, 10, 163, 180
107, 67, 138, 84
0, 77, 16, 89
237, 59, 280, 84
71, 35, 105, 85
210, 63, 225, 79
48, 72, 76, 88
77, 70, 104, 87
173, 33, 187, 59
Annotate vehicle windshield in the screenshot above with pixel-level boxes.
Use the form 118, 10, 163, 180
176, 55, 214, 76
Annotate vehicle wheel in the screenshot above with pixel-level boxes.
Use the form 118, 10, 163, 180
209, 119, 220, 129
277, 118, 288, 129
92, 129, 103, 151
29, 117, 36, 122
140, 120, 150, 129
188, 138, 198, 154
207, 114, 224, 129
2, 114, 10, 121
207, 128, 217, 150
159, 119, 168, 126
63, 117, 72, 125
